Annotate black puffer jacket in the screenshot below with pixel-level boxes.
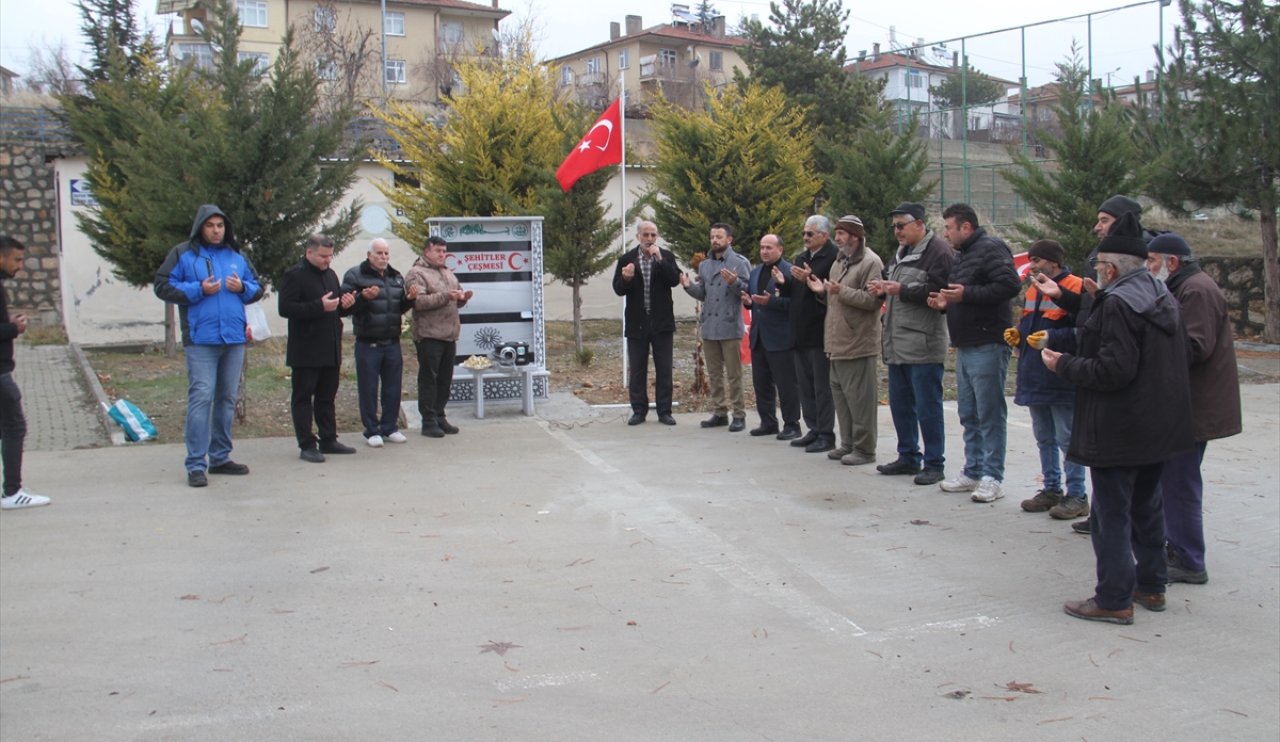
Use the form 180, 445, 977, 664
1056, 268, 1193, 468
341, 260, 412, 342
944, 227, 1020, 347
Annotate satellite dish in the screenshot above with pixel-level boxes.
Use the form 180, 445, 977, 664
190, 17, 205, 35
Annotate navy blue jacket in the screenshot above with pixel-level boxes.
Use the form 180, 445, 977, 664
747, 258, 794, 353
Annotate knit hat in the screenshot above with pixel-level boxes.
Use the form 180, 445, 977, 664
1094, 212, 1148, 259
834, 214, 865, 239
1027, 239, 1066, 266
889, 202, 926, 222
1098, 195, 1142, 219
1146, 232, 1192, 257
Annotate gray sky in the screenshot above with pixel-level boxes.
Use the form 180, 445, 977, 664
1, 0, 1179, 90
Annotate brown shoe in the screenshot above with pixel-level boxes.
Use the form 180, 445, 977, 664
1133, 591, 1166, 612
1020, 488, 1063, 513
1063, 598, 1133, 625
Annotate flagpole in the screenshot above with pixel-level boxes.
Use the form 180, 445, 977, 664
619, 67, 629, 387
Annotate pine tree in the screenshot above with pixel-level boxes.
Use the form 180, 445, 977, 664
1135, 0, 1278, 341
645, 82, 821, 264
928, 62, 1009, 109
822, 108, 936, 259
542, 106, 622, 356
76, 0, 153, 81
369, 40, 564, 249
1001, 48, 1142, 267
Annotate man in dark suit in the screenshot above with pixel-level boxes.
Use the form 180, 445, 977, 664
743, 233, 800, 439
278, 234, 357, 463
612, 221, 681, 426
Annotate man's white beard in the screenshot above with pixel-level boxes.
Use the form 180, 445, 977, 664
1151, 258, 1171, 282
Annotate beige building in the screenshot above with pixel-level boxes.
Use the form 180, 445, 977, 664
549, 13, 748, 117
157, 0, 509, 106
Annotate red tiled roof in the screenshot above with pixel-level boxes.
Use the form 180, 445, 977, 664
550, 23, 747, 62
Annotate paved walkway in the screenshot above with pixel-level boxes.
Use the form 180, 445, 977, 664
11, 344, 111, 451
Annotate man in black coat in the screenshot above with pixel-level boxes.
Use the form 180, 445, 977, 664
1042, 212, 1193, 625
279, 234, 357, 462
612, 221, 681, 426
744, 233, 800, 439
341, 238, 419, 447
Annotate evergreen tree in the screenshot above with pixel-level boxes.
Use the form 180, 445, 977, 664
1001, 48, 1142, 267
822, 108, 936, 258
76, 0, 154, 81
1135, 0, 1278, 341
645, 82, 820, 263
542, 106, 622, 355
928, 61, 1009, 108
369, 40, 563, 249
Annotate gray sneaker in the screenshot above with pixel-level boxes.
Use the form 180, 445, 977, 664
827, 445, 854, 460
1049, 495, 1089, 520
1020, 488, 1063, 513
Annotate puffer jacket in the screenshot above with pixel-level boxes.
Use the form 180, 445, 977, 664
405, 255, 467, 342
1013, 269, 1081, 407
944, 227, 1020, 347
153, 204, 263, 346
341, 260, 413, 343
881, 231, 953, 365
822, 245, 884, 360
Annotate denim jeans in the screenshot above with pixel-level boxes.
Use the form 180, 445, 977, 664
184, 343, 244, 473
355, 340, 404, 438
1028, 403, 1086, 497
954, 343, 1011, 481
0, 372, 27, 496
887, 362, 945, 470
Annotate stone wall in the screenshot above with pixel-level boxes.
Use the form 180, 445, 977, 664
1200, 256, 1268, 338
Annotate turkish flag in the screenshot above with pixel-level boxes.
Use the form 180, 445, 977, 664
555, 99, 623, 192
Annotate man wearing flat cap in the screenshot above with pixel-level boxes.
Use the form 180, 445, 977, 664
1041, 212, 1193, 625
869, 202, 954, 484
1146, 232, 1241, 585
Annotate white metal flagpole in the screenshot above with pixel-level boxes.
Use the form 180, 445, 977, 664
619, 68, 629, 387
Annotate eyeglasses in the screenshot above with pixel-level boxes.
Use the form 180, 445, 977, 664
1088, 257, 1114, 270
891, 218, 915, 231
802, 231, 816, 237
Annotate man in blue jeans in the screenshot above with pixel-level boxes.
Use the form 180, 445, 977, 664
927, 204, 1020, 504
154, 205, 264, 488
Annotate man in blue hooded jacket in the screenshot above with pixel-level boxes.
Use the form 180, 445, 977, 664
154, 205, 263, 488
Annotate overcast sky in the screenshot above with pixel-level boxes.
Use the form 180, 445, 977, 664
2, 0, 1179, 90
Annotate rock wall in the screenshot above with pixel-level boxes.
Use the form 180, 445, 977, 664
1200, 256, 1268, 338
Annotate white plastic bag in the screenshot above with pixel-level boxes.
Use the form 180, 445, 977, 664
245, 302, 271, 342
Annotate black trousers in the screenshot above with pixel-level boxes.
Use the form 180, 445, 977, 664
627, 331, 674, 417
794, 345, 834, 436
0, 372, 26, 496
1089, 463, 1168, 610
751, 345, 799, 430
415, 338, 456, 424
290, 365, 340, 449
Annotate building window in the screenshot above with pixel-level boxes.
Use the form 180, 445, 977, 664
313, 7, 337, 34
659, 48, 677, 67
709, 51, 723, 71
238, 0, 267, 28
585, 56, 600, 75
385, 59, 406, 85
907, 69, 924, 89
441, 21, 465, 47
237, 51, 270, 76
561, 66, 573, 86
384, 11, 405, 36
316, 57, 338, 81
177, 43, 214, 70
618, 49, 629, 70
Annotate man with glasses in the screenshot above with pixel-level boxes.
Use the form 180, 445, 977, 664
773, 215, 838, 452
927, 203, 1020, 504
869, 203, 954, 484
613, 221, 681, 426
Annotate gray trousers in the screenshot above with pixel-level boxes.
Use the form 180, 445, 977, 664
829, 356, 878, 456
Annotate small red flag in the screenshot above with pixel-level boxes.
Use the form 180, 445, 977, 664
555, 99, 623, 192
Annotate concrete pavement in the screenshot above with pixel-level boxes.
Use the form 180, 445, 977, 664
2, 360, 1277, 740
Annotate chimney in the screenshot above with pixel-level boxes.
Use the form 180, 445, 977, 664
1146, 69, 1155, 83
712, 16, 725, 37
625, 15, 642, 36
953, 51, 959, 68
611, 22, 620, 41
873, 43, 880, 61
492, 0, 498, 7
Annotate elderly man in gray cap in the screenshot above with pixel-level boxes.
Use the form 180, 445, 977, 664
1146, 232, 1241, 585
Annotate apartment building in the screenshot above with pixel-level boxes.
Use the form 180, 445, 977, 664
157, 0, 510, 105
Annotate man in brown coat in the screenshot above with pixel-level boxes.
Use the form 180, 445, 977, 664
1146, 233, 1242, 585
406, 236, 472, 437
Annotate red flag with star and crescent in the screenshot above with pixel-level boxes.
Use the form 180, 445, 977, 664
555, 98, 623, 192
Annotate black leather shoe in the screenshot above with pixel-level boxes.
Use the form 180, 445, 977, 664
913, 467, 945, 485
805, 435, 835, 453
750, 424, 779, 437
627, 413, 646, 426
208, 460, 249, 475
776, 426, 801, 441
790, 431, 818, 447
187, 470, 208, 487
658, 414, 677, 426
437, 418, 460, 435
728, 418, 746, 433
421, 425, 445, 438
319, 441, 356, 455
700, 415, 729, 428
1072, 519, 1091, 534
299, 448, 326, 464
876, 458, 922, 475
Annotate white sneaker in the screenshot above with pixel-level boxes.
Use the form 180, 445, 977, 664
971, 477, 1005, 503
385, 431, 408, 444
940, 473, 979, 493
366, 435, 384, 448
1, 489, 51, 509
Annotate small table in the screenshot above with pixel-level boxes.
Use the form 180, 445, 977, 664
465, 364, 543, 419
